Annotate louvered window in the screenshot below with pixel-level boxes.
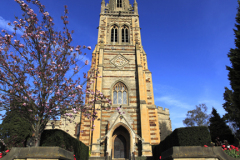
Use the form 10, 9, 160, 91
122, 25, 129, 43
111, 25, 118, 42
117, 0, 122, 8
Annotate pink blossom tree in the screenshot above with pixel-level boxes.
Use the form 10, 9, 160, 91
0, 0, 111, 147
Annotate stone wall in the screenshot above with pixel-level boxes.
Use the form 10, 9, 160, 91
157, 107, 172, 141
45, 110, 81, 139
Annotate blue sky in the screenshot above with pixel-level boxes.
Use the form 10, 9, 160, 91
0, 0, 238, 132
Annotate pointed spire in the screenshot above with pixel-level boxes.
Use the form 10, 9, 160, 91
134, 0, 138, 15
101, 0, 106, 14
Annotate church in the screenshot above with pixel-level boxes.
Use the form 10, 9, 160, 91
45, 0, 172, 158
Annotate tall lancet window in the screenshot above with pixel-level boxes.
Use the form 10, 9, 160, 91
117, 0, 122, 8
122, 25, 129, 43
113, 82, 128, 105
111, 25, 118, 42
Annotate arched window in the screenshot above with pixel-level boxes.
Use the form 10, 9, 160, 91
111, 25, 118, 42
122, 25, 129, 43
117, 0, 122, 8
113, 82, 128, 105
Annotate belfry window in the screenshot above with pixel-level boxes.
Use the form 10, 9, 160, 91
122, 25, 129, 43
111, 25, 118, 42
117, 0, 122, 8
113, 82, 127, 105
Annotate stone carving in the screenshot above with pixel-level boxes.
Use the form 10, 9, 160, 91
110, 54, 129, 69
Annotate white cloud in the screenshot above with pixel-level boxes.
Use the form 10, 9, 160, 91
155, 96, 192, 110
0, 16, 22, 35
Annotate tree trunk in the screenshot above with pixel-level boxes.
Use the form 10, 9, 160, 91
34, 125, 41, 147
35, 137, 40, 147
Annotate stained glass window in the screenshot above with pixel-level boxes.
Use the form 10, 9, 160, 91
118, 92, 122, 104
123, 91, 127, 104
113, 91, 117, 104
112, 82, 127, 105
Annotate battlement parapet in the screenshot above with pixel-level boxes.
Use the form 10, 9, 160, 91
157, 106, 170, 115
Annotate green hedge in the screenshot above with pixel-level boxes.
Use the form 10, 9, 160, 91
152, 126, 212, 160
40, 129, 89, 160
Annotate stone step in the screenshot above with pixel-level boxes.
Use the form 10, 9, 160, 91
88, 157, 144, 160
89, 157, 131, 160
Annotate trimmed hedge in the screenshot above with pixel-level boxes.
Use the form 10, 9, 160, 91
152, 126, 212, 160
40, 129, 89, 160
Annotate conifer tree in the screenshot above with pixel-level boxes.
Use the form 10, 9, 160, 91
0, 107, 33, 149
208, 107, 233, 143
223, 0, 240, 138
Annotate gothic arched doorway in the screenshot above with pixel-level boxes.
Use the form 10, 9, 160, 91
112, 126, 130, 159
114, 135, 126, 158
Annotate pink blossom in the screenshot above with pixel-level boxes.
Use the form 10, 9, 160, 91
19, 44, 24, 48
0, 0, 111, 149
39, 31, 45, 34
43, 12, 49, 16
85, 60, 89, 65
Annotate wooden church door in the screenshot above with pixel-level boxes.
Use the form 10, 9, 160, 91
114, 135, 126, 158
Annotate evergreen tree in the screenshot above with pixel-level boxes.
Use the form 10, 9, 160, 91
208, 107, 233, 144
223, 0, 240, 139
0, 106, 33, 149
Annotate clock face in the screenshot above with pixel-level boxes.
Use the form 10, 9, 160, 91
115, 57, 125, 66
111, 54, 129, 68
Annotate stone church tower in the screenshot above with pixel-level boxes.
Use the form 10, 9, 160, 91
46, 0, 172, 158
